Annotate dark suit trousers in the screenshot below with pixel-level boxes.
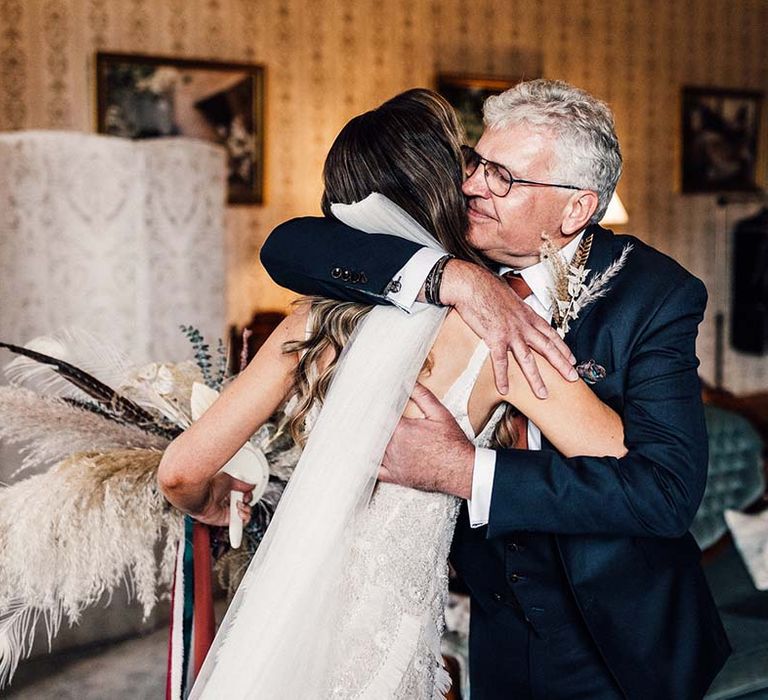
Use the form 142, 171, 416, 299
468, 599, 624, 700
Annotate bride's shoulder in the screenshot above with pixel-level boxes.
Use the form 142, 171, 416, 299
425, 309, 484, 379
438, 308, 482, 346
277, 300, 340, 373
277, 300, 313, 342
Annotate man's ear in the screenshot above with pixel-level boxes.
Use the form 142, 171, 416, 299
560, 191, 599, 235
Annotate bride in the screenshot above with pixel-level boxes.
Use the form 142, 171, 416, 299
157, 88, 626, 698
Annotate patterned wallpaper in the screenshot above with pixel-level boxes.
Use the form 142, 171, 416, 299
1, 0, 767, 392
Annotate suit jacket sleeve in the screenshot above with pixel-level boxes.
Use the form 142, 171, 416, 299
487, 276, 709, 540
260, 216, 423, 304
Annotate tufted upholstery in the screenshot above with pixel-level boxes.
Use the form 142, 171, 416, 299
691, 405, 766, 551
694, 404, 768, 700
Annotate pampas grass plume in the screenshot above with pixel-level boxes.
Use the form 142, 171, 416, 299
0, 386, 169, 474
0, 449, 182, 685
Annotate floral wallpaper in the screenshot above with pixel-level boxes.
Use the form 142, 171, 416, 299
0, 0, 767, 391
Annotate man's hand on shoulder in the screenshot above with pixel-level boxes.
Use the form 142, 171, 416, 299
440, 259, 578, 398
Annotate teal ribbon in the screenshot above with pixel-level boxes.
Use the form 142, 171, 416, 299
181, 515, 195, 696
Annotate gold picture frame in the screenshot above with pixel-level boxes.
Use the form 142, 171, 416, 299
681, 86, 764, 194
96, 52, 266, 205
437, 74, 519, 145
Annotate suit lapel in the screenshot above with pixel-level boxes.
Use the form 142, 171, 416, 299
551, 228, 626, 605
561, 224, 619, 343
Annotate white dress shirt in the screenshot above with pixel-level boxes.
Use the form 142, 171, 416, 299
385, 247, 446, 311
387, 234, 584, 527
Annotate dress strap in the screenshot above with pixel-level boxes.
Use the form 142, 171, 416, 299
463, 341, 491, 384
441, 342, 490, 437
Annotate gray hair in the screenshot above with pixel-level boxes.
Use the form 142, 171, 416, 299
483, 79, 622, 222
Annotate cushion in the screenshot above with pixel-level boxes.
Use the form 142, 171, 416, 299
691, 406, 765, 550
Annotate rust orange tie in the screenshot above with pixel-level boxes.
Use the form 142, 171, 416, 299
504, 271, 534, 300
503, 272, 532, 448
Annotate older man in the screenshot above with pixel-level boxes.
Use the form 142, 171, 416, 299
261, 80, 730, 699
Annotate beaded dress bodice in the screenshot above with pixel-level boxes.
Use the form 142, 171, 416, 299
322, 342, 505, 699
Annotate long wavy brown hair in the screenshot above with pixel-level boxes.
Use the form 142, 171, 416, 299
283, 88, 517, 448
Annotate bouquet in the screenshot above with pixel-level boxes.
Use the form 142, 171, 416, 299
0, 326, 300, 687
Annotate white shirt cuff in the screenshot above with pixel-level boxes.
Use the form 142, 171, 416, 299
385, 247, 446, 312
467, 447, 496, 527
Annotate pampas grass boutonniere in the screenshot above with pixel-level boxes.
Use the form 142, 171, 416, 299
542, 233, 632, 337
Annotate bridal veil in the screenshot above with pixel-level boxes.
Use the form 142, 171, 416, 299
190, 194, 448, 698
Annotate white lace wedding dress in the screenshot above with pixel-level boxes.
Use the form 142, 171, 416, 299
321, 342, 504, 699
190, 194, 504, 699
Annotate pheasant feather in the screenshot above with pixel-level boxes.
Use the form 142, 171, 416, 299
0, 341, 177, 438
0, 386, 171, 474
4, 328, 134, 399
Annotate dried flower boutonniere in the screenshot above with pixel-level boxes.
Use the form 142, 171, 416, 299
541, 232, 633, 338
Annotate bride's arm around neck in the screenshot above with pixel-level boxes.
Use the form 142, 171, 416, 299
490, 348, 626, 458
421, 310, 626, 459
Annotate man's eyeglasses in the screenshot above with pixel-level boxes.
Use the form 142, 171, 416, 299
461, 145, 584, 198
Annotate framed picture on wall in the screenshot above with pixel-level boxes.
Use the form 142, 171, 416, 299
437, 74, 519, 145
96, 52, 265, 204
681, 87, 764, 194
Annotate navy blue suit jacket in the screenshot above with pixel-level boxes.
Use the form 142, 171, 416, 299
261, 219, 731, 699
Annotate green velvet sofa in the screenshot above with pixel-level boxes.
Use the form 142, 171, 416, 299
694, 405, 768, 699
